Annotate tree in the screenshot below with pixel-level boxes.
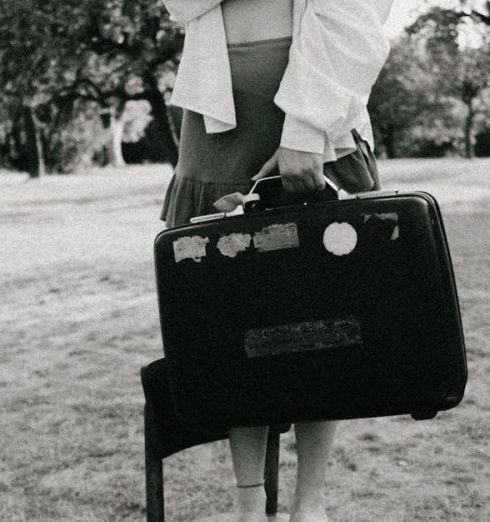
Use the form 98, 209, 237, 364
0, 0, 183, 175
407, 4, 490, 158
458, 49, 490, 157
0, 0, 92, 175
369, 36, 444, 158
460, 0, 490, 26
74, 0, 183, 167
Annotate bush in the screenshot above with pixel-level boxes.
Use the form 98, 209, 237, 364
45, 101, 106, 173
475, 127, 490, 157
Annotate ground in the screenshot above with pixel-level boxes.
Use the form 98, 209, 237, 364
1, 159, 489, 521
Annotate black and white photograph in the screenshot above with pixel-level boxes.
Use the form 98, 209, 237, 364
1, 0, 488, 520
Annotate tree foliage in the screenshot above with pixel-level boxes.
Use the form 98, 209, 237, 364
369, 1, 490, 158
368, 36, 449, 158
0, 0, 183, 174
2, 0, 490, 170
407, 5, 490, 157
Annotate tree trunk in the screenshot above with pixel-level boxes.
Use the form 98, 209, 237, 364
464, 98, 474, 159
23, 105, 45, 178
109, 111, 126, 168
383, 123, 397, 159
100, 107, 126, 168
143, 71, 178, 166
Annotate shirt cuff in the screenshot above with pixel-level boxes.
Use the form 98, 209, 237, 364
280, 115, 326, 155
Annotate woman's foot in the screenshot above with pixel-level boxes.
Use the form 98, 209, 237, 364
235, 484, 268, 522
289, 501, 329, 522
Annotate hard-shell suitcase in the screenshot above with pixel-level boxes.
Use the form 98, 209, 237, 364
154, 187, 467, 429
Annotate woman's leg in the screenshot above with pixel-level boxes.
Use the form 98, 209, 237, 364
229, 426, 269, 521
290, 421, 337, 522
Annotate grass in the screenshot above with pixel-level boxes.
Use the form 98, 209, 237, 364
1, 159, 489, 521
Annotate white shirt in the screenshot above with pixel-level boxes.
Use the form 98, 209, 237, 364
164, 0, 394, 161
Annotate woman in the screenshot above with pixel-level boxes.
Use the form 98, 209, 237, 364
161, 1, 394, 520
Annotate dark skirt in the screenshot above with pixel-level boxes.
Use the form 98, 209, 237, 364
161, 37, 379, 228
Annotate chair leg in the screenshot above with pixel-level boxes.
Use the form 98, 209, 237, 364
145, 404, 165, 522
264, 429, 280, 517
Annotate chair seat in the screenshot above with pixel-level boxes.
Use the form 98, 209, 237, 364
142, 358, 228, 459
141, 357, 290, 521
142, 359, 290, 459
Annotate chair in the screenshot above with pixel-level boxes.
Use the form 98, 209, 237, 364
141, 358, 288, 521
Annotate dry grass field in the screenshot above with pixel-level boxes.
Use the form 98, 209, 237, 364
1, 158, 489, 521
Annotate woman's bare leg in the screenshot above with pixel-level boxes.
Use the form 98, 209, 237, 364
229, 426, 269, 522
290, 421, 337, 522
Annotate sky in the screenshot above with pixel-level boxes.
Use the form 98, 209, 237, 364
384, 0, 425, 37
383, 0, 486, 46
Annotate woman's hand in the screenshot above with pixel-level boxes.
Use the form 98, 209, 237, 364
252, 147, 326, 193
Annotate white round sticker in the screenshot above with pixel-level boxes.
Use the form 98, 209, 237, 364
323, 222, 358, 256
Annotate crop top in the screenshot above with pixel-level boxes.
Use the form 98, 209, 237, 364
164, 0, 394, 161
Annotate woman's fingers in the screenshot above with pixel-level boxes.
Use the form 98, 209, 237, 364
281, 168, 326, 193
312, 170, 327, 191
276, 147, 325, 193
252, 153, 279, 181
302, 171, 322, 192
282, 178, 296, 194
282, 173, 309, 193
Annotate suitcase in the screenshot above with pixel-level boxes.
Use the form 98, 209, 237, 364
154, 184, 467, 429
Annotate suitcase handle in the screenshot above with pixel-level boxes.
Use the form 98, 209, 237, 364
247, 174, 348, 201
191, 175, 349, 224
242, 174, 351, 213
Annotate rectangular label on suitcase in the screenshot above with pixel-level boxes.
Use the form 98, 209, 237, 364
154, 191, 467, 428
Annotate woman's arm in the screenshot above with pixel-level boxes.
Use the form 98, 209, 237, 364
274, 0, 394, 154
163, 0, 225, 25
254, 0, 394, 193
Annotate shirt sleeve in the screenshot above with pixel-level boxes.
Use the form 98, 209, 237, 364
163, 0, 225, 25
275, 0, 393, 154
